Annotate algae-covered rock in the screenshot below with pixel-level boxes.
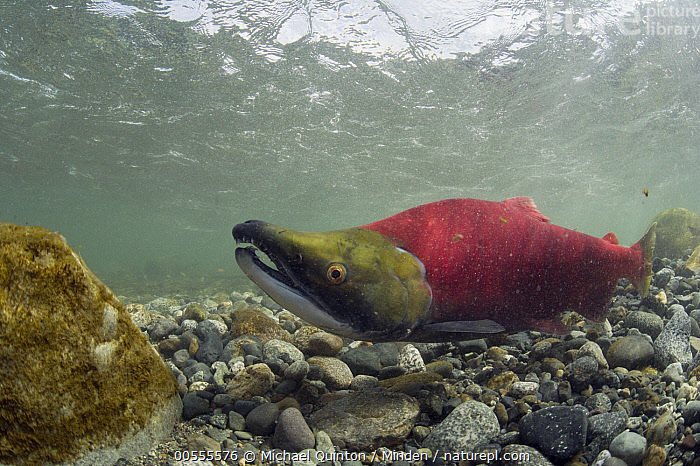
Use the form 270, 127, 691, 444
0, 223, 181, 466
230, 308, 293, 344
225, 362, 275, 400
309, 392, 419, 450
686, 245, 700, 275
650, 208, 700, 259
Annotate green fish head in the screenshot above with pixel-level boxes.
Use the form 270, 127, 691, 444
232, 220, 432, 341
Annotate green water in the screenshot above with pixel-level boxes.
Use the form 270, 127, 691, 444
1, 0, 699, 296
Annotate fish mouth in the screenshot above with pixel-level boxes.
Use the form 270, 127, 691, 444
232, 220, 352, 334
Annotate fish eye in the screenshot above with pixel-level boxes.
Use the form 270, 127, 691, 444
326, 263, 346, 284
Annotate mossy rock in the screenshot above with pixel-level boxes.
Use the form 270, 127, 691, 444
650, 208, 700, 259
686, 244, 700, 275
0, 223, 181, 465
230, 308, 292, 344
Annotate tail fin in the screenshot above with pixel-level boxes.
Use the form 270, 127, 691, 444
630, 223, 656, 297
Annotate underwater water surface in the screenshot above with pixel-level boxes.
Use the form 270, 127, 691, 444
1, 0, 698, 295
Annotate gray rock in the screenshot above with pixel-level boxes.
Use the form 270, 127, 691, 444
667, 303, 686, 318
228, 410, 246, 431
284, 360, 310, 380
508, 382, 540, 398
148, 317, 178, 342
212, 393, 234, 407
186, 433, 220, 452
398, 344, 425, 373
587, 411, 628, 450
606, 335, 654, 369
608, 431, 646, 466
566, 356, 598, 392
578, 341, 609, 369
655, 267, 674, 288
540, 380, 559, 402
592, 450, 611, 466
310, 392, 419, 450
172, 348, 193, 369
182, 392, 210, 420
501, 445, 554, 466
209, 414, 228, 430
246, 403, 280, 436
195, 319, 228, 340
340, 346, 382, 376
306, 331, 343, 356
624, 311, 664, 339
423, 400, 500, 453
183, 362, 213, 383
273, 408, 315, 452
350, 374, 379, 391
195, 332, 223, 365
585, 393, 612, 413
263, 339, 304, 364
180, 319, 198, 332
684, 400, 700, 425
654, 309, 692, 368
519, 405, 588, 461
307, 356, 353, 389
315, 430, 335, 454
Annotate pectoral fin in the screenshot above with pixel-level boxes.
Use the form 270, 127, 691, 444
422, 319, 507, 334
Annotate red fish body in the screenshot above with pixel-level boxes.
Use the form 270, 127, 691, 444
362, 197, 653, 334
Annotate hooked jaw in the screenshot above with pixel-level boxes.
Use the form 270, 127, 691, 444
232, 221, 355, 336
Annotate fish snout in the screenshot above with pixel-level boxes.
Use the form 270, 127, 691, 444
232, 220, 274, 244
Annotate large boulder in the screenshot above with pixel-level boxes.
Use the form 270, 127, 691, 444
0, 223, 182, 465
650, 208, 700, 259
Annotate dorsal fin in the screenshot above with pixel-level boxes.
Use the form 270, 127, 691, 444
602, 232, 619, 245
503, 197, 549, 223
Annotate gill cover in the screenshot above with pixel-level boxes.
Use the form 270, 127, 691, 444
233, 220, 432, 341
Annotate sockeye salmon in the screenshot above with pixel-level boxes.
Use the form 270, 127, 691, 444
232, 197, 655, 342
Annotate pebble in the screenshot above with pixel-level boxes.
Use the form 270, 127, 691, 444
246, 402, 280, 436
398, 344, 426, 373
148, 317, 178, 342
306, 356, 353, 389
643, 444, 667, 466
195, 319, 228, 340
609, 431, 646, 466
501, 444, 555, 466
273, 408, 315, 452
284, 359, 310, 380
225, 363, 275, 400
194, 332, 223, 365
263, 339, 305, 364
645, 409, 677, 446
508, 381, 540, 398
578, 341, 609, 369
587, 411, 628, 450
340, 346, 383, 376
624, 311, 664, 339
423, 400, 500, 452
605, 335, 655, 370
566, 356, 598, 392
186, 432, 220, 452
654, 309, 693, 368
228, 410, 246, 431
182, 392, 210, 420
306, 331, 343, 356
519, 406, 588, 461
310, 392, 419, 450
350, 374, 379, 391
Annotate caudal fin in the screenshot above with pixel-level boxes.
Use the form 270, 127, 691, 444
631, 223, 656, 297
